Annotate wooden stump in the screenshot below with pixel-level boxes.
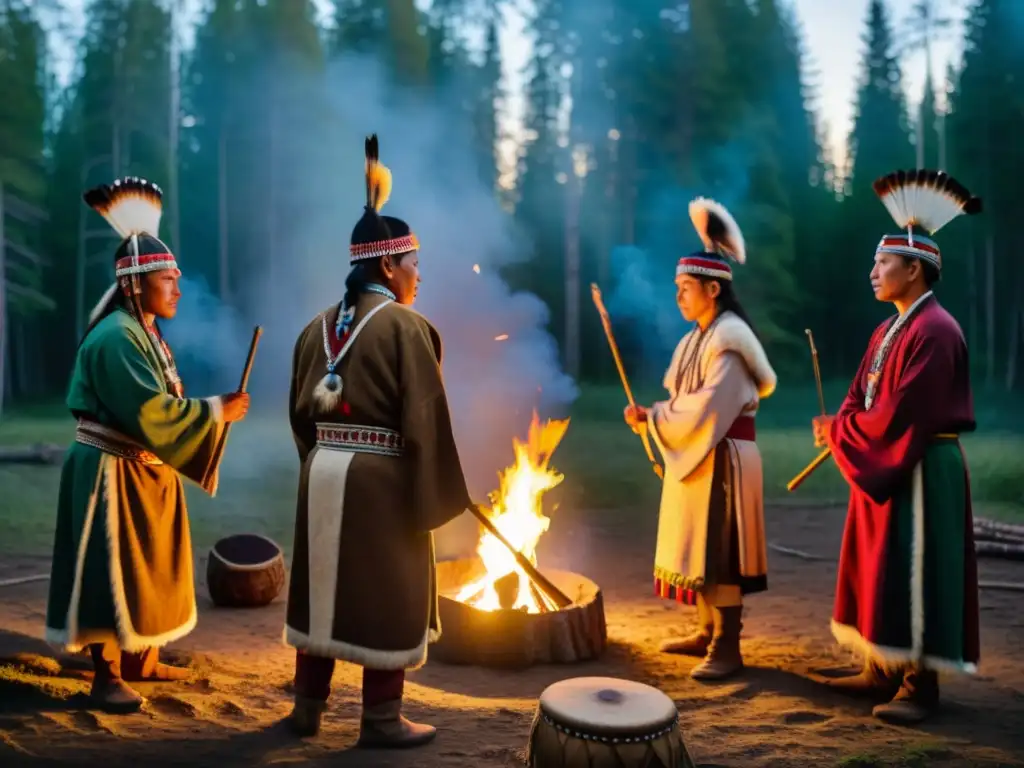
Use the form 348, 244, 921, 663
206, 534, 286, 608
432, 557, 607, 668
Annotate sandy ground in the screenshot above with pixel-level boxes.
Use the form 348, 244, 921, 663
1, 502, 1023, 768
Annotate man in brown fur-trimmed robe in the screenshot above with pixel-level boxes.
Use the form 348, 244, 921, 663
283, 135, 473, 748
45, 177, 250, 712
625, 198, 776, 681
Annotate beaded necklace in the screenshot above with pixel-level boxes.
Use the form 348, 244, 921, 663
317, 285, 396, 398
864, 290, 932, 410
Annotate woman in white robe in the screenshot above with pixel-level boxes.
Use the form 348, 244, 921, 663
625, 198, 777, 681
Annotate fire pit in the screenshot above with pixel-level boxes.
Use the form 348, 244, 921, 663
430, 412, 607, 668
433, 557, 606, 668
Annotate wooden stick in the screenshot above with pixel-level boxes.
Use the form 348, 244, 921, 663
201, 325, 263, 491
806, 329, 826, 417
768, 542, 827, 561
0, 573, 49, 588
467, 504, 573, 609
590, 283, 664, 480
787, 448, 832, 492
789, 329, 830, 493
529, 581, 553, 613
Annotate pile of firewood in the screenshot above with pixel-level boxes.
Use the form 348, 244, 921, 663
974, 518, 1024, 561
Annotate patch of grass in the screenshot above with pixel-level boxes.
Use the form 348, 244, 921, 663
560, 384, 1024, 515
0, 382, 1021, 557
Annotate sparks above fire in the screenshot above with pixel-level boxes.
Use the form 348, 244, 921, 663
454, 412, 569, 614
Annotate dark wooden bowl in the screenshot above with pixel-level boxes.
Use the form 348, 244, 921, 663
206, 533, 286, 608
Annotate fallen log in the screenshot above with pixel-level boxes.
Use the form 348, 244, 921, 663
974, 541, 1024, 561
0, 444, 65, 465
979, 580, 1024, 593
975, 518, 1024, 537
973, 529, 1024, 546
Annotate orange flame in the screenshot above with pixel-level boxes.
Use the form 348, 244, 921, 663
455, 411, 569, 613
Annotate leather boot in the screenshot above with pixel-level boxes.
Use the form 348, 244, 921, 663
120, 647, 191, 682
287, 695, 328, 737
357, 699, 437, 748
660, 595, 713, 656
872, 667, 939, 725
690, 605, 743, 681
822, 657, 902, 701
88, 643, 144, 714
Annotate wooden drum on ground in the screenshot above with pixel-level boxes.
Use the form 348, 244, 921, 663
527, 676, 696, 768
206, 534, 286, 608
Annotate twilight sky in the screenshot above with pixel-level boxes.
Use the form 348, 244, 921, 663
47, 0, 966, 167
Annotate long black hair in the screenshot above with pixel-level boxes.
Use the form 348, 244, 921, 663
699, 276, 761, 342
342, 252, 415, 309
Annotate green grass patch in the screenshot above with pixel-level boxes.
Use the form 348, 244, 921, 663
1, 382, 1021, 556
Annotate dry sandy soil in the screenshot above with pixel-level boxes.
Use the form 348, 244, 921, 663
1, 502, 1023, 768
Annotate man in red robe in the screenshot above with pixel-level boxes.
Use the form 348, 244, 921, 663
812, 170, 982, 725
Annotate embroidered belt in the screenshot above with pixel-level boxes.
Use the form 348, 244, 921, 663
725, 415, 756, 442
315, 423, 405, 457
75, 419, 163, 465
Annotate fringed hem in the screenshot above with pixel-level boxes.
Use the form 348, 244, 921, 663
653, 565, 704, 592
283, 624, 429, 671
830, 620, 978, 675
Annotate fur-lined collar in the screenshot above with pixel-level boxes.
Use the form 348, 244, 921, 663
705, 311, 776, 398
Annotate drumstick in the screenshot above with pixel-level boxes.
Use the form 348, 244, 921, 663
202, 325, 263, 491
788, 328, 831, 492
468, 503, 573, 609
806, 329, 826, 417
590, 283, 664, 480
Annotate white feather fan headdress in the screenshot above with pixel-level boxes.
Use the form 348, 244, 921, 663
872, 169, 982, 270
676, 197, 746, 281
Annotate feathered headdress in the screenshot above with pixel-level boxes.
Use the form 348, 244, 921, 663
82, 176, 179, 324
364, 134, 392, 213
83, 176, 164, 239
349, 134, 418, 263
872, 169, 982, 271
676, 197, 746, 282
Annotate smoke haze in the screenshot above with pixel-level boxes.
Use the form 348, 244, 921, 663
163, 54, 577, 553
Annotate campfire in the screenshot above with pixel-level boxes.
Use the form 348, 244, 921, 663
454, 412, 569, 614
432, 412, 607, 668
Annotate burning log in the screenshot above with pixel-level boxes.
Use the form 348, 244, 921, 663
494, 571, 521, 611
467, 502, 572, 609
433, 557, 606, 668
433, 413, 605, 665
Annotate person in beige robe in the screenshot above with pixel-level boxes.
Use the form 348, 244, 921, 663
625, 198, 776, 681
283, 136, 473, 748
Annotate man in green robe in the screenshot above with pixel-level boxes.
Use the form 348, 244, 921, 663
44, 177, 250, 712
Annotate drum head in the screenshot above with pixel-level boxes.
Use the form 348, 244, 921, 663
538, 676, 677, 737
